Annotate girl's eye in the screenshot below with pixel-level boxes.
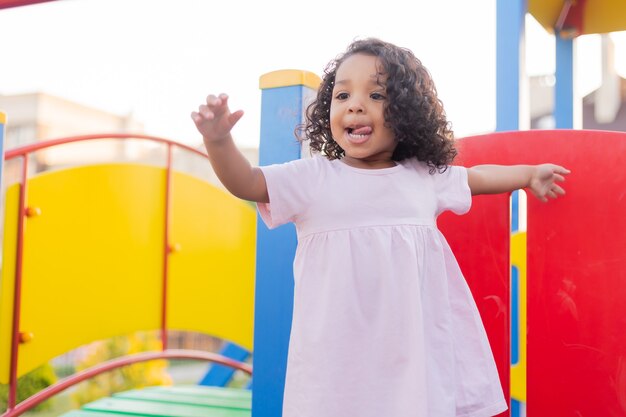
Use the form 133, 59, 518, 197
335, 92, 349, 100
371, 92, 386, 100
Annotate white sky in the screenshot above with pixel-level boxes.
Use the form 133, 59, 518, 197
1, 0, 625, 148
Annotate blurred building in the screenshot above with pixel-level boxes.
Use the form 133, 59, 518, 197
0, 92, 144, 149
0, 92, 145, 184
531, 35, 626, 131
0, 92, 258, 188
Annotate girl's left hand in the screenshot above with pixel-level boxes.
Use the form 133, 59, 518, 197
528, 164, 571, 202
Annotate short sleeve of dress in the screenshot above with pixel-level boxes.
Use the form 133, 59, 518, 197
257, 157, 320, 229
433, 165, 472, 216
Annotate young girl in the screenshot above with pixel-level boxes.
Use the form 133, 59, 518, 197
191, 38, 569, 417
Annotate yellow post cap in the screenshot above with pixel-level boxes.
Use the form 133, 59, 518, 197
259, 70, 321, 90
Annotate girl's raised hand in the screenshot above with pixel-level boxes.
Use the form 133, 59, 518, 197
191, 93, 244, 144
528, 164, 571, 202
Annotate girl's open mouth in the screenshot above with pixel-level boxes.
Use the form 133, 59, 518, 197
346, 126, 372, 144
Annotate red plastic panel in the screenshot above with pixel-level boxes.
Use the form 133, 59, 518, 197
442, 130, 626, 416
521, 130, 626, 416
439, 196, 511, 416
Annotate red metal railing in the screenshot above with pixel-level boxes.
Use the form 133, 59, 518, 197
6, 151, 29, 411
0, 0, 56, 10
1, 350, 252, 417
162, 144, 173, 350
4, 133, 207, 160
2, 134, 250, 417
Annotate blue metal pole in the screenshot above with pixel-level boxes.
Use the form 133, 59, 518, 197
555, 34, 574, 128
496, 0, 526, 132
496, 2, 526, 416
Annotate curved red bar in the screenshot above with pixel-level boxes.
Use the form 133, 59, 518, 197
3, 133, 208, 160
1, 349, 252, 417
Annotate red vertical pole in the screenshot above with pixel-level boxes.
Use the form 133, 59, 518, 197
161, 144, 173, 351
7, 155, 29, 410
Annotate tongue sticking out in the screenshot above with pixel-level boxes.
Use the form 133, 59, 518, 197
352, 126, 372, 135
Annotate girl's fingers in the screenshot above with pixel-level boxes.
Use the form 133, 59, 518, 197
228, 109, 244, 126
206, 93, 229, 109
205, 94, 219, 106
198, 104, 214, 119
553, 184, 565, 195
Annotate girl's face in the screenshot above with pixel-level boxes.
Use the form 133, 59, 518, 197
330, 53, 397, 169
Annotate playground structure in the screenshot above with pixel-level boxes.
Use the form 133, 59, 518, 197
1, 1, 626, 417
0, 133, 256, 416
496, 3, 626, 415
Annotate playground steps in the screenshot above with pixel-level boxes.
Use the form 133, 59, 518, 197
60, 385, 251, 417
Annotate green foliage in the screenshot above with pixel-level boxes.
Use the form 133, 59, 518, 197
0, 364, 57, 412
71, 332, 171, 407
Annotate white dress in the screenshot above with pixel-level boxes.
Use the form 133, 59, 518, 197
258, 156, 507, 417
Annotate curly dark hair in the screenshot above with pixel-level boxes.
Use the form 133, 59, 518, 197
297, 38, 457, 172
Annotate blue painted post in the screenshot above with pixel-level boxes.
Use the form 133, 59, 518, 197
496, 0, 526, 132
496, 1, 526, 416
555, 34, 574, 128
252, 70, 320, 417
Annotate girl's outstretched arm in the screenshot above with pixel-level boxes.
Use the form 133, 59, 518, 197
191, 93, 269, 203
467, 164, 570, 202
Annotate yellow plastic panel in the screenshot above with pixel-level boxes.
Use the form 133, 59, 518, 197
0, 183, 21, 383
0, 163, 257, 382
13, 164, 166, 379
168, 172, 256, 350
528, 0, 563, 34
529, 0, 626, 35
510, 231, 527, 402
583, 0, 626, 35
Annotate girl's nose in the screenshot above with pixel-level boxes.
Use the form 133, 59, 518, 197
348, 98, 364, 113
